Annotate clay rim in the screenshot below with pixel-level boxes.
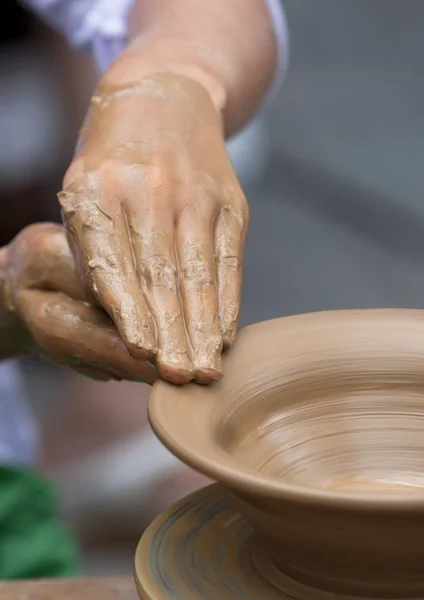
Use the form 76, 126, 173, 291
150, 309, 424, 511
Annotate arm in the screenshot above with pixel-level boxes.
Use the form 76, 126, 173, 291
105, 0, 280, 135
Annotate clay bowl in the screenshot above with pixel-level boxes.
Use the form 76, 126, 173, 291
149, 309, 424, 599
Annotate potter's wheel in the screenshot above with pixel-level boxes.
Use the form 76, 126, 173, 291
135, 484, 284, 600
136, 484, 384, 600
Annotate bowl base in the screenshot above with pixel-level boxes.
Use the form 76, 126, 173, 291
252, 540, 423, 600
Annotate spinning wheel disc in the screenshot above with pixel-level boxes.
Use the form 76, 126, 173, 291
135, 484, 284, 600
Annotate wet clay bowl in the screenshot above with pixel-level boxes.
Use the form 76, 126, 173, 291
150, 310, 424, 598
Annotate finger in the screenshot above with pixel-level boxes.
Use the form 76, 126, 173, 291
128, 209, 194, 384
7, 223, 88, 303
35, 224, 88, 301
176, 203, 223, 383
59, 183, 157, 359
19, 289, 157, 385
15, 223, 89, 302
215, 203, 248, 348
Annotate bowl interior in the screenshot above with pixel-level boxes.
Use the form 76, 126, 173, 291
217, 385, 424, 495
149, 309, 424, 501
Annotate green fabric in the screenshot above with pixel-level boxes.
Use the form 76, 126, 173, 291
0, 467, 80, 579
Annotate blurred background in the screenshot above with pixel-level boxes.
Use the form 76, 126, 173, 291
2, 0, 424, 576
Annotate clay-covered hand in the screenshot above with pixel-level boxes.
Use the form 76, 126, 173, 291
0, 223, 156, 384
60, 73, 249, 384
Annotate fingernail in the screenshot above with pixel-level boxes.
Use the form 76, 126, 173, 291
194, 364, 223, 384
127, 338, 158, 360
124, 319, 158, 359
194, 352, 223, 384
157, 352, 194, 385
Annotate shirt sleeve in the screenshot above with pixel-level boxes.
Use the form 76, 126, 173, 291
19, 0, 289, 99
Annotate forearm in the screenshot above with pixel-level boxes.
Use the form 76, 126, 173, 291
98, 0, 279, 136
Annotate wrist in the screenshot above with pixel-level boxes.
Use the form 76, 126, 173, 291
74, 58, 228, 160
96, 39, 228, 120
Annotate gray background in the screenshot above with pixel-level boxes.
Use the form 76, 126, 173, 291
241, 0, 424, 325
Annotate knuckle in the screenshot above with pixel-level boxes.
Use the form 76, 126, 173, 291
30, 236, 52, 266
125, 163, 174, 197
15, 223, 51, 244
219, 254, 241, 271
236, 200, 249, 227
60, 169, 124, 228
142, 256, 177, 292
220, 177, 249, 221
57, 189, 76, 221
63, 160, 122, 197
180, 195, 214, 221
62, 170, 101, 198
179, 177, 219, 217
10, 225, 62, 275
179, 259, 214, 287
62, 157, 84, 190
196, 186, 218, 216
196, 172, 221, 197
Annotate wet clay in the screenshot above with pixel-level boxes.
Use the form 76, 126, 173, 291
148, 309, 424, 599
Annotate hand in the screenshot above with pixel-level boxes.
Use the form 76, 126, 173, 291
1, 223, 156, 384
60, 73, 249, 384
